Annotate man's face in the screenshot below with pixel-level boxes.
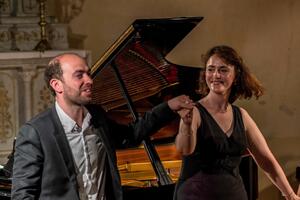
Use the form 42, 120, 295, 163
58, 54, 93, 106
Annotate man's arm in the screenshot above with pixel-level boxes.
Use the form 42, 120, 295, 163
128, 95, 194, 145
12, 124, 43, 199
105, 95, 193, 148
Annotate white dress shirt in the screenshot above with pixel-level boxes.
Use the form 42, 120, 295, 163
55, 102, 107, 200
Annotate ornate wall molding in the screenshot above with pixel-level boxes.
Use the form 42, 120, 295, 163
0, 23, 68, 51
0, 69, 18, 161
1, 0, 86, 21
0, 79, 14, 142
32, 67, 54, 116
0, 0, 11, 15
0, 0, 39, 16
23, 0, 39, 14
59, 0, 86, 23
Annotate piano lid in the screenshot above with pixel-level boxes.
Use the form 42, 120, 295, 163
90, 17, 203, 111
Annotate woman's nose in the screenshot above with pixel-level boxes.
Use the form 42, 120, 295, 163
213, 69, 221, 77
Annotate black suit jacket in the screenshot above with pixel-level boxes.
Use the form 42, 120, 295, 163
12, 103, 176, 200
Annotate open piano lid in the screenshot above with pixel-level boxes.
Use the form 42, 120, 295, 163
89, 17, 203, 194
90, 16, 203, 111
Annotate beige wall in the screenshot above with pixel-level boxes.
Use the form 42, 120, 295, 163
61, 0, 300, 199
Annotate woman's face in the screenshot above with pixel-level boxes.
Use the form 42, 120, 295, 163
205, 54, 236, 96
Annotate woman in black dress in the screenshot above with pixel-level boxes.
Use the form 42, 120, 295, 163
174, 45, 300, 200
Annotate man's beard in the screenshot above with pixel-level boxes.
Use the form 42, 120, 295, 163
62, 83, 92, 106
64, 91, 92, 106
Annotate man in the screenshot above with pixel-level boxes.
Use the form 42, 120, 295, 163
12, 53, 193, 200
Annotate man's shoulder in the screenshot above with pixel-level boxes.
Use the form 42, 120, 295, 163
17, 106, 57, 138
26, 106, 56, 127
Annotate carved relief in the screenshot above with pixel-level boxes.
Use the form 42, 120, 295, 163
59, 0, 86, 23
0, 0, 11, 15
0, 0, 70, 51
15, 30, 40, 42
13, 28, 66, 43
21, 69, 36, 82
0, 69, 18, 149
37, 85, 54, 113
0, 80, 13, 142
22, 0, 39, 14
0, 25, 68, 51
9, 24, 20, 51
48, 26, 67, 42
0, 0, 39, 16
0, 30, 10, 42
32, 68, 53, 116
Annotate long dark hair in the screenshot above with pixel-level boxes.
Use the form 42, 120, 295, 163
198, 45, 264, 103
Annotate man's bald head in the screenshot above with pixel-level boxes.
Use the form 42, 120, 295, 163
44, 53, 87, 96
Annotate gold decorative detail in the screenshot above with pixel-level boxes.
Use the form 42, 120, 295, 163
0, 81, 13, 142
34, 0, 51, 52
37, 85, 54, 113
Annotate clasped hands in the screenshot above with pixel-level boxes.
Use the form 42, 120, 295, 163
167, 95, 194, 123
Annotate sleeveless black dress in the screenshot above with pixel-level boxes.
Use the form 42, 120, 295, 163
174, 103, 248, 200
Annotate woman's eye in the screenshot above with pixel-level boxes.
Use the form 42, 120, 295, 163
220, 68, 229, 73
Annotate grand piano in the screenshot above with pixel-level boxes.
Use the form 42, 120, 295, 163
89, 16, 258, 200
0, 16, 258, 200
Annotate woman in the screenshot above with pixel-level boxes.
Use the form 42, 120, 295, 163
174, 45, 299, 200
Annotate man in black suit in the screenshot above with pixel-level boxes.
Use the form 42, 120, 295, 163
12, 53, 193, 200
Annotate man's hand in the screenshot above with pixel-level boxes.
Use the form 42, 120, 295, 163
167, 95, 194, 112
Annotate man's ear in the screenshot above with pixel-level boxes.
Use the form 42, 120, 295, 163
50, 78, 63, 94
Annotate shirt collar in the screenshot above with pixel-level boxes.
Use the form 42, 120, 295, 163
55, 101, 91, 134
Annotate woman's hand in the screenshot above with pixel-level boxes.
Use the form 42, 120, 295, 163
284, 192, 300, 200
177, 108, 193, 125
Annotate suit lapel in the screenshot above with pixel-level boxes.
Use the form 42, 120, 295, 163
50, 106, 79, 191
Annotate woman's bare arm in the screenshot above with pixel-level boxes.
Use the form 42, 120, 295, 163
175, 107, 200, 155
241, 108, 299, 200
